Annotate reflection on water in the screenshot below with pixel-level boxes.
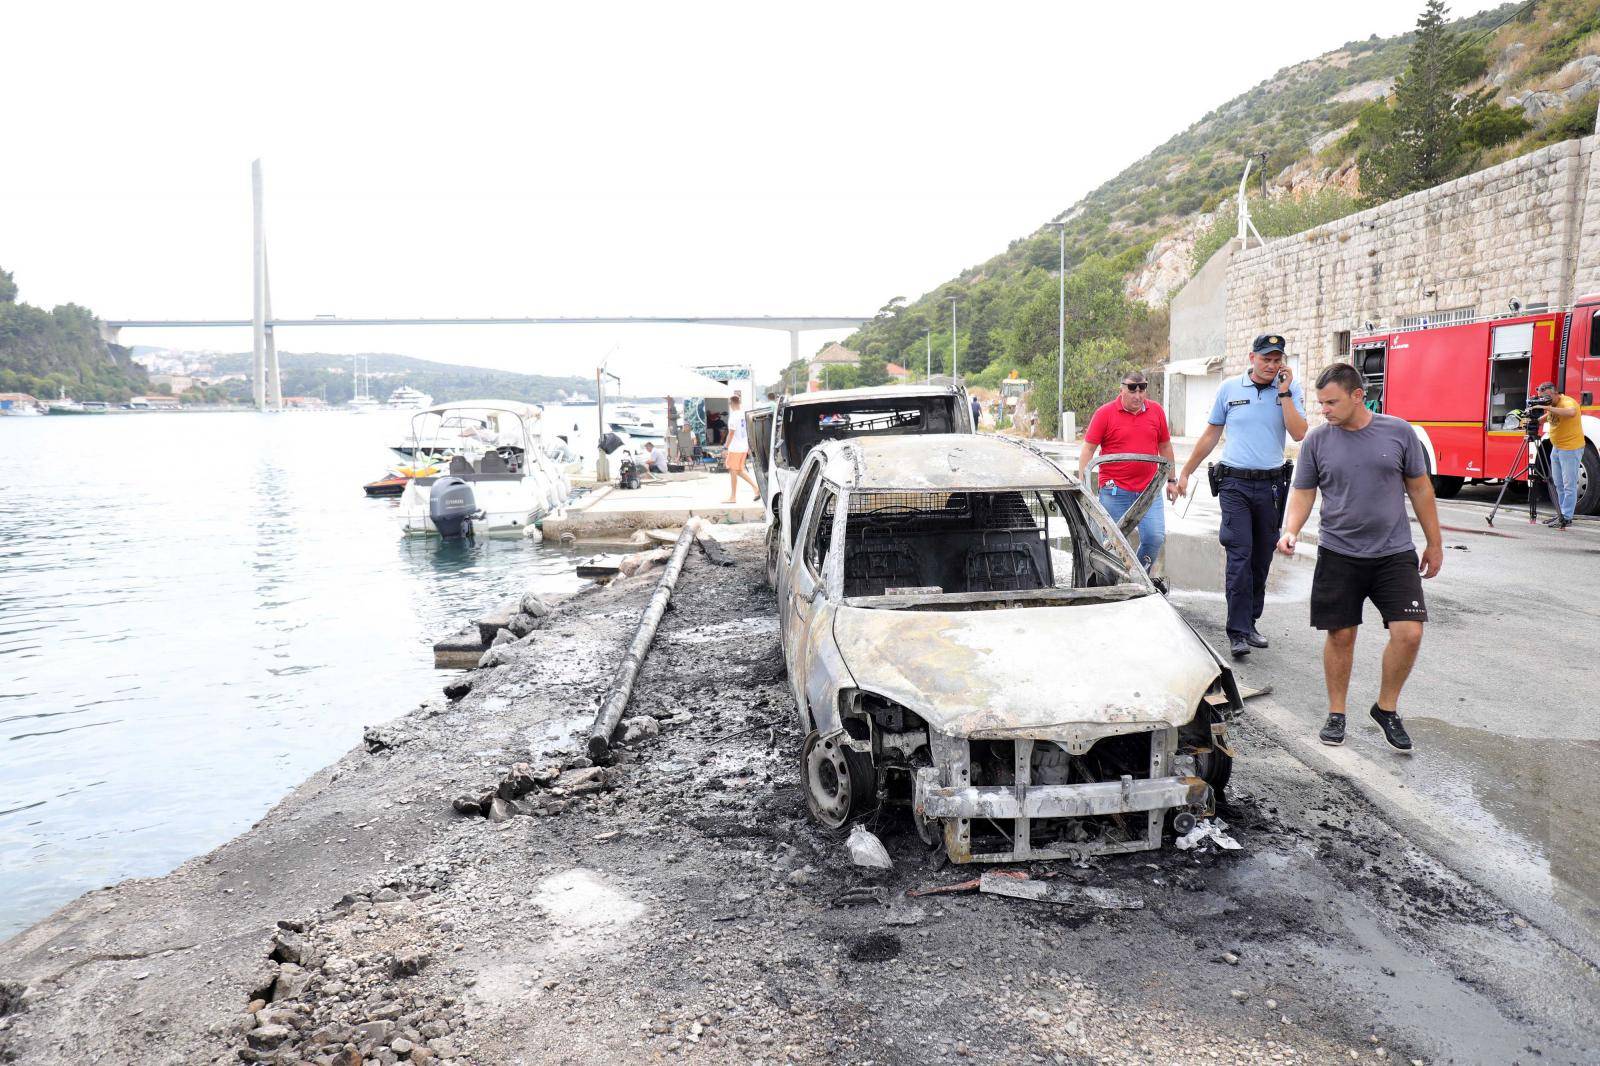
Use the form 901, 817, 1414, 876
0, 410, 585, 939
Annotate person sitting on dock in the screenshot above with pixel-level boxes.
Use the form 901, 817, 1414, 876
643, 440, 670, 478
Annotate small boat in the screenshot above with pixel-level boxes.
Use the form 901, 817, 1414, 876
364, 474, 409, 497
364, 458, 443, 498
398, 400, 570, 537
388, 385, 433, 409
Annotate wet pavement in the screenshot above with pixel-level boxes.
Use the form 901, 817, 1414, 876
1162, 480, 1600, 963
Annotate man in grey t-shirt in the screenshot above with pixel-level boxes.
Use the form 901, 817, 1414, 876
1277, 363, 1443, 753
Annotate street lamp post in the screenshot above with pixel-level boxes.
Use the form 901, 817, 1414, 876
1050, 220, 1067, 441
947, 297, 960, 382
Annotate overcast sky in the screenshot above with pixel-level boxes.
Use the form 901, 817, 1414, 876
0, 0, 1498, 385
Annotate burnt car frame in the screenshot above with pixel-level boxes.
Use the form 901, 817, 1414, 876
774, 433, 1239, 863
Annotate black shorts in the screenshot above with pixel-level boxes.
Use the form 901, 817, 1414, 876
1310, 547, 1428, 630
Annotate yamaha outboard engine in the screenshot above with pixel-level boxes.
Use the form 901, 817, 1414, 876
429, 475, 482, 539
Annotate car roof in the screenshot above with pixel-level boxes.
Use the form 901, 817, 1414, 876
782, 385, 961, 407
814, 433, 1076, 491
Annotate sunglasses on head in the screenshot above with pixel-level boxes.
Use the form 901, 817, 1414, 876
1123, 382, 1148, 391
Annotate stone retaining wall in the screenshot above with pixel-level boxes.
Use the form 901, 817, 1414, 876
1185, 135, 1600, 387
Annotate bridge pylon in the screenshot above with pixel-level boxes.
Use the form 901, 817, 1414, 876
251, 159, 283, 411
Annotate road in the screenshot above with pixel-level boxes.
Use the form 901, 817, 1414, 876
1160, 473, 1600, 968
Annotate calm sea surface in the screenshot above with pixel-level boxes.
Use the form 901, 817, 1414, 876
0, 409, 588, 939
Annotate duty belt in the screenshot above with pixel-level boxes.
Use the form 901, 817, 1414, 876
1216, 463, 1284, 481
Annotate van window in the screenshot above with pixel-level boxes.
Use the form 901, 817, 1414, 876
782, 396, 959, 467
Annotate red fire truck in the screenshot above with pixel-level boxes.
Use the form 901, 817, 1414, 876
1349, 298, 1600, 514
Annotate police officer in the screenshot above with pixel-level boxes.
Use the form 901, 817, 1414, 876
1169, 334, 1307, 658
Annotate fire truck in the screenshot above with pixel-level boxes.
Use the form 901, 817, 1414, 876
1349, 298, 1600, 514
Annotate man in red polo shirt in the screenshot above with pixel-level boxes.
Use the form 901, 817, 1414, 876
1077, 370, 1174, 575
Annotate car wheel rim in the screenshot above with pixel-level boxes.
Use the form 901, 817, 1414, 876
802, 731, 853, 829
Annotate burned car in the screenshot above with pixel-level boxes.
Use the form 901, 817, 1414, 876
774, 434, 1239, 863
747, 385, 974, 587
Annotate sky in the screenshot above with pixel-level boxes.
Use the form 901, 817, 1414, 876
0, 0, 1501, 386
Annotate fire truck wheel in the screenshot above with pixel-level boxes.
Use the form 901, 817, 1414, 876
1431, 475, 1464, 499
1578, 444, 1600, 515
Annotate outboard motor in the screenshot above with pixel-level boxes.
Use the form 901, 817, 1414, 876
429, 475, 482, 539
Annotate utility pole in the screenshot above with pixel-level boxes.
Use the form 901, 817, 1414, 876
1051, 220, 1067, 440
925, 329, 932, 382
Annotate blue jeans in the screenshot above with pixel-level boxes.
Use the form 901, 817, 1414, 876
1099, 484, 1166, 572
1550, 446, 1582, 520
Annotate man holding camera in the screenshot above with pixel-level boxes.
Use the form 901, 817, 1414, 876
1533, 381, 1584, 530
1278, 363, 1442, 753
1170, 333, 1307, 658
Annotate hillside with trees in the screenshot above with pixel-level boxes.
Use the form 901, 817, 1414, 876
825, 0, 1599, 434
197, 351, 591, 406
0, 267, 149, 402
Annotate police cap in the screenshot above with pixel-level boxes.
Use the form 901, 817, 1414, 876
1251, 333, 1286, 355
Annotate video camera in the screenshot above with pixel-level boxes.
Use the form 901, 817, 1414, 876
1524, 394, 1553, 410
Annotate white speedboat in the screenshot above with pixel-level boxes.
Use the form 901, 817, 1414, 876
398, 400, 570, 537
605, 404, 667, 448
388, 385, 433, 409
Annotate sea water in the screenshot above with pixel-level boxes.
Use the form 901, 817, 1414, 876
0, 409, 586, 938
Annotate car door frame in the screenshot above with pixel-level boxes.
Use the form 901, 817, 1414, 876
747, 404, 775, 512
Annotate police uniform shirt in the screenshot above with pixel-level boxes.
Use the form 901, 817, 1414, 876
1208, 371, 1305, 471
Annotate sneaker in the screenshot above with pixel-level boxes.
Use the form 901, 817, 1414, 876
1244, 629, 1269, 649
1229, 636, 1251, 659
1369, 705, 1413, 753
1319, 713, 1346, 746
1151, 576, 1170, 595
1557, 517, 1572, 530
1543, 516, 1561, 527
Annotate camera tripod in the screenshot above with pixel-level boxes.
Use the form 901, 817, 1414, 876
1485, 413, 1558, 527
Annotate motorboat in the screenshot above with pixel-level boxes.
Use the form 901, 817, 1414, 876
605, 404, 667, 448
388, 385, 433, 409
348, 394, 383, 412
398, 400, 570, 536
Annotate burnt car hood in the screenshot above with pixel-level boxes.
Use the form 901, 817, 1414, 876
833, 595, 1220, 738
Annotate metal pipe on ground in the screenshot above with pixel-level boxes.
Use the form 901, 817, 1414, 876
587, 519, 701, 760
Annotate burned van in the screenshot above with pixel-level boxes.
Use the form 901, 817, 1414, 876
747, 385, 973, 586
773, 433, 1239, 863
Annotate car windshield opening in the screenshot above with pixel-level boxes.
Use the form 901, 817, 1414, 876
838, 488, 1145, 600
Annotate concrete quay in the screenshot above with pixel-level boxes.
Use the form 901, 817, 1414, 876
544, 473, 761, 545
